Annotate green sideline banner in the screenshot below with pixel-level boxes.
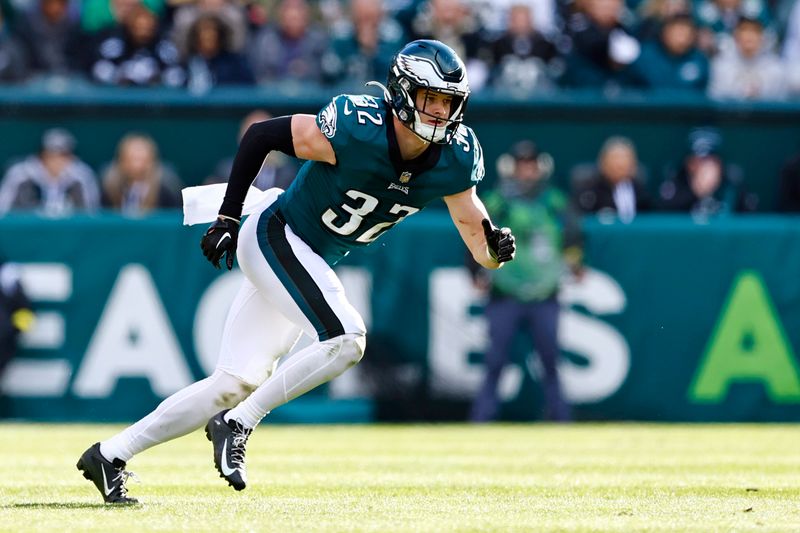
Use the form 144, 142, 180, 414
1, 212, 799, 422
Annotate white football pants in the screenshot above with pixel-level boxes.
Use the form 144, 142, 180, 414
101, 194, 366, 462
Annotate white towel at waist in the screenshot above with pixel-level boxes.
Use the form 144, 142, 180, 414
181, 184, 283, 225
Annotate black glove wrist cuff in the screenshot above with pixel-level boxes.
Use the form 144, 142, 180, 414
219, 199, 243, 221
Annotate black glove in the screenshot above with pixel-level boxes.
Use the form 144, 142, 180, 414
482, 219, 515, 264
201, 216, 239, 270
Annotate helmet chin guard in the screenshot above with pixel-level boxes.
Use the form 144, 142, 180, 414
378, 39, 470, 144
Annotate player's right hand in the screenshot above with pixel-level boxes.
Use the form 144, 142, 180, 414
201, 216, 240, 270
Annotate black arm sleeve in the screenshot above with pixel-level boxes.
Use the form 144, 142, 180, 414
219, 115, 297, 220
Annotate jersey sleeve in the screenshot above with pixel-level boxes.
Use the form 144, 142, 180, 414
315, 94, 385, 162
316, 94, 352, 153
445, 125, 486, 196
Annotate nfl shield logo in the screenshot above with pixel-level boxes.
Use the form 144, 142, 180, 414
399, 171, 412, 184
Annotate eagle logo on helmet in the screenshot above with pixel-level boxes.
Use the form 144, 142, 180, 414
396, 54, 465, 88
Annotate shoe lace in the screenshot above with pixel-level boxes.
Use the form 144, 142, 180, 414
113, 468, 139, 497
229, 419, 252, 468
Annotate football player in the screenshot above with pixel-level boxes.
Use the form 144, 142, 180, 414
77, 39, 515, 503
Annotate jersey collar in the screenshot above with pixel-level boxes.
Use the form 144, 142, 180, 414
385, 103, 442, 182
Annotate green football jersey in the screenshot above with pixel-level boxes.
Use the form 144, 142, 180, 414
276, 93, 484, 265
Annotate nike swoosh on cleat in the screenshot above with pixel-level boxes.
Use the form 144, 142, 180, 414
220, 440, 237, 477
101, 465, 113, 496
216, 233, 231, 249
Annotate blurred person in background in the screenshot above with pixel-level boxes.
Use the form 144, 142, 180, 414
774, 148, 800, 212
486, 2, 563, 93
0, 128, 99, 216
410, 0, 490, 89
13, 0, 83, 78
322, 0, 405, 88
82, 0, 165, 34
0, 260, 34, 400
562, 0, 642, 90
0, 3, 29, 82
630, 12, 709, 91
183, 12, 254, 92
708, 16, 786, 100
694, 0, 773, 56
571, 136, 651, 223
170, 0, 248, 57
635, 0, 691, 41
472, 0, 558, 39
87, 3, 185, 87
101, 133, 181, 215
470, 140, 579, 423
658, 127, 756, 215
205, 109, 298, 189
249, 0, 327, 85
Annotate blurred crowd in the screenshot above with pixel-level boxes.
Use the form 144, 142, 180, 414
2, 121, 800, 218
0, 120, 800, 218
0, 0, 799, 99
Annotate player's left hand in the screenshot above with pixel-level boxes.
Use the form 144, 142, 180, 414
482, 219, 515, 264
201, 216, 240, 270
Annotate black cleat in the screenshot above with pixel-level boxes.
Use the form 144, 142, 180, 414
205, 410, 252, 491
76, 443, 139, 504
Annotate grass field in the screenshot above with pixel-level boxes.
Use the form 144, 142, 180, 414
1, 423, 799, 532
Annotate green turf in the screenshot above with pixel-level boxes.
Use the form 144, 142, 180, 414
1, 423, 799, 532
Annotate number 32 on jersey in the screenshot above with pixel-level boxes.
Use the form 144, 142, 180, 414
322, 190, 419, 243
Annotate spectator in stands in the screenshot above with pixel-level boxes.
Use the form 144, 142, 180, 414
0, 128, 99, 216
487, 3, 562, 93
572, 136, 651, 223
206, 109, 298, 190
473, 0, 558, 39
0, 260, 34, 398
13, 0, 83, 77
249, 0, 327, 85
659, 127, 756, 215
322, 0, 405, 88
775, 149, 800, 212
171, 0, 248, 58
636, 0, 691, 42
183, 12, 254, 92
410, 0, 489, 89
563, 0, 642, 90
0, 4, 30, 82
631, 12, 709, 91
708, 16, 786, 100
470, 140, 578, 423
781, 0, 800, 96
88, 3, 185, 87
101, 133, 181, 215
694, 0, 773, 56
82, 0, 165, 34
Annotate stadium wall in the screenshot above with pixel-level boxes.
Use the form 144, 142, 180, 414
1, 211, 799, 422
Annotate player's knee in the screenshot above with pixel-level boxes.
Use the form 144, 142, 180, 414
337, 332, 366, 367
212, 370, 257, 408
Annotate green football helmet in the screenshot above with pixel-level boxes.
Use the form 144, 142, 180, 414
378, 40, 470, 144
